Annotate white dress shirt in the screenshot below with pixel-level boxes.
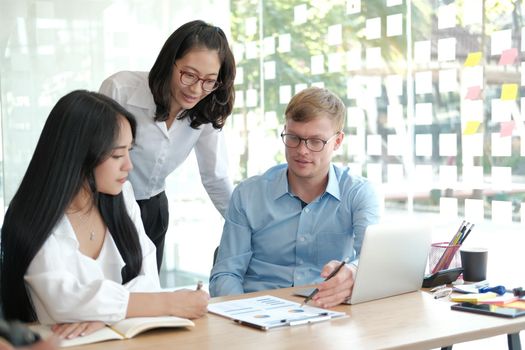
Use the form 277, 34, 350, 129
24, 182, 160, 325
99, 71, 233, 216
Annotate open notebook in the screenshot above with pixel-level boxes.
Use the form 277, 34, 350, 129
31, 316, 194, 347
296, 222, 432, 305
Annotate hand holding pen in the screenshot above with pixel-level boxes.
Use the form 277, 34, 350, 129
301, 257, 350, 307
196, 280, 203, 291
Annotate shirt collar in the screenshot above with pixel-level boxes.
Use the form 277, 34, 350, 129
325, 164, 341, 201
270, 164, 341, 202
270, 166, 289, 200
128, 79, 156, 114
127, 81, 187, 122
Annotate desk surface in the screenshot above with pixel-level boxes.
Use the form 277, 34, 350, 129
68, 288, 525, 350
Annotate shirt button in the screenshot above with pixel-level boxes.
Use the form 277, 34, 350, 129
304, 208, 310, 213
298, 259, 303, 264
299, 236, 305, 242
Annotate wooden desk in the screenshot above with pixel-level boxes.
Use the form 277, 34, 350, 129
68, 288, 524, 350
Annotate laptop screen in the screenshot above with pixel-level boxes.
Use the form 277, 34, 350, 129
348, 222, 432, 304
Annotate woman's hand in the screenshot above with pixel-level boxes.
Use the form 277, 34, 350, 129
168, 289, 210, 319
50, 321, 105, 339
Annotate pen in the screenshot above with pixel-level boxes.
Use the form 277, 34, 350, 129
300, 257, 349, 307
433, 287, 452, 299
196, 280, 203, 291
459, 224, 474, 244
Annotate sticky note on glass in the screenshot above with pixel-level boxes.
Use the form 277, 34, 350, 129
327, 24, 342, 46
492, 167, 512, 190
328, 53, 342, 73
366, 17, 381, 40
440, 197, 458, 219
491, 29, 512, 56
491, 133, 511, 156
264, 61, 275, 80
311, 55, 324, 75
463, 166, 483, 189
414, 40, 431, 64
462, 133, 483, 157
386, 13, 403, 37
464, 52, 482, 67
500, 120, 515, 137
465, 199, 484, 223
499, 47, 518, 65
294, 4, 308, 24
501, 83, 518, 100
346, 0, 361, 14
463, 120, 481, 135
438, 37, 456, 61
387, 164, 404, 184
492, 200, 513, 223
439, 134, 457, 156
438, 4, 456, 29
465, 86, 481, 100
278, 34, 291, 53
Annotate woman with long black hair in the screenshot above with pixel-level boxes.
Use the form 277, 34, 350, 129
0, 90, 208, 338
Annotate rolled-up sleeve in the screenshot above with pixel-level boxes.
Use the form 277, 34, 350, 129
209, 187, 252, 297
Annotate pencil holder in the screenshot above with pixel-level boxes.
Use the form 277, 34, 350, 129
428, 242, 461, 274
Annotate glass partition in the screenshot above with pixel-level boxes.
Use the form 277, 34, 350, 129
229, 0, 525, 224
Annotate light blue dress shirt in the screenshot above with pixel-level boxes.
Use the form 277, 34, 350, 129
209, 163, 381, 297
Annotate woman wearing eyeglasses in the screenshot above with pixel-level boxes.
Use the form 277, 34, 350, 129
100, 20, 236, 271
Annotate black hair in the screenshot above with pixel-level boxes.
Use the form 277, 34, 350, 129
149, 20, 236, 129
0, 90, 143, 322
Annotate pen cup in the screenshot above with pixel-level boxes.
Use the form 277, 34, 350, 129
428, 242, 461, 273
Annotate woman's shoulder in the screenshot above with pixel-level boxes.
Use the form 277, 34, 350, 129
104, 71, 149, 86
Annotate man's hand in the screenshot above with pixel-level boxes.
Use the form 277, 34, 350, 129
311, 260, 357, 308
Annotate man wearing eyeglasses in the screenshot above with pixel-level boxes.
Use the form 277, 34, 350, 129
210, 87, 380, 307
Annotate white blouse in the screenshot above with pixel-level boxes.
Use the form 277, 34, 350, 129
99, 71, 233, 216
24, 182, 160, 325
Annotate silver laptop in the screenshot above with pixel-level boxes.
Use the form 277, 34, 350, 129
347, 222, 432, 304
295, 222, 432, 304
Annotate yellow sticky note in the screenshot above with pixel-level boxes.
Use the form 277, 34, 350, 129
464, 52, 482, 67
501, 83, 518, 100
450, 292, 497, 303
464, 120, 481, 135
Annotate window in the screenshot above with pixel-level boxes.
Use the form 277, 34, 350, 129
229, 0, 525, 224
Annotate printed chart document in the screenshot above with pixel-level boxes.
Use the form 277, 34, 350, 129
31, 316, 194, 347
208, 295, 346, 330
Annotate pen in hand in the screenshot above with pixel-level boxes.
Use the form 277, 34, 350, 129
196, 280, 203, 291
300, 257, 349, 307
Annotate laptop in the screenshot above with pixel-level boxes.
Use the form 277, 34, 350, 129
296, 222, 432, 304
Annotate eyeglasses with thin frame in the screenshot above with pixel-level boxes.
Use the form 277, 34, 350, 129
280, 131, 341, 152
174, 65, 221, 92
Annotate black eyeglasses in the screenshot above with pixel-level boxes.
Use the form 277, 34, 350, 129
280, 132, 340, 152
175, 65, 221, 92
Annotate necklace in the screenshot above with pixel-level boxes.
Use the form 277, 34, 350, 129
72, 208, 96, 241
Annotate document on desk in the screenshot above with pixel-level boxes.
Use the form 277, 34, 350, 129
207, 295, 346, 330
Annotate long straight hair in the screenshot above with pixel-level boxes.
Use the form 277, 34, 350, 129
149, 20, 236, 129
0, 90, 143, 322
